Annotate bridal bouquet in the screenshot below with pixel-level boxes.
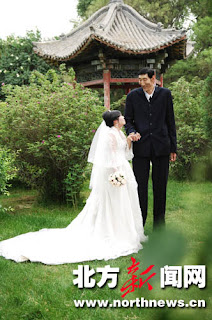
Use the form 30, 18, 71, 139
108, 171, 126, 187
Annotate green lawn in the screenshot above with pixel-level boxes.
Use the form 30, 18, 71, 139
0, 180, 211, 320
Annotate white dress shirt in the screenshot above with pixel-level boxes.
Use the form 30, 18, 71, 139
144, 86, 155, 101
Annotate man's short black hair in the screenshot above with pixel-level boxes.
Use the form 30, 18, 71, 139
138, 68, 155, 79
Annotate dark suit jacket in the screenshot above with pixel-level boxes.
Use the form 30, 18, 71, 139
124, 86, 177, 157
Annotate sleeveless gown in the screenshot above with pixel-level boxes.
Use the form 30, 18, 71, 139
0, 127, 147, 265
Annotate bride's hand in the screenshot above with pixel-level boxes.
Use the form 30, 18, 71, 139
127, 135, 133, 142
127, 135, 134, 148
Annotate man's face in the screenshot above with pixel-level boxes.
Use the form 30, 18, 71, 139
138, 73, 155, 91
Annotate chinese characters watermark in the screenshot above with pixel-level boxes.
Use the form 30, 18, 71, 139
120, 257, 156, 298
72, 258, 206, 296
160, 265, 206, 289
73, 265, 119, 288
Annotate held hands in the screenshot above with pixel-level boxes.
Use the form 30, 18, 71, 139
127, 132, 141, 149
129, 132, 141, 142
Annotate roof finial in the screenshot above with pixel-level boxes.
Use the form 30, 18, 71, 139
109, 0, 124, 4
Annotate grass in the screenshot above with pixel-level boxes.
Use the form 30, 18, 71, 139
0, 179, 211, 320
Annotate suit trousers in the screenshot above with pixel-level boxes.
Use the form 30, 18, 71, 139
132, 147, 169, 228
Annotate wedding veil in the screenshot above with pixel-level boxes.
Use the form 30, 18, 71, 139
87, 120, 133, 189
88, 121, 110, 167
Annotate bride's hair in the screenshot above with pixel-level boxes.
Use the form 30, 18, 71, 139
102, 110, 121, 127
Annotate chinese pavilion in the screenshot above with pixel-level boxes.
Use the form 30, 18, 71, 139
33, 0, 187, 108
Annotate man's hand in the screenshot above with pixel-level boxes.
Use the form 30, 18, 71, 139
129, 132, 141, 141
170, 153, 177, 162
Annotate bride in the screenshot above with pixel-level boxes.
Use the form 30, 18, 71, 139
0, 110, 147, 265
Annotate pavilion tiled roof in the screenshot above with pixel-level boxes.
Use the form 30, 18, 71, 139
33, 0, 186, 61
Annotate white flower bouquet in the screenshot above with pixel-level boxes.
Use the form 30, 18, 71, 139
108, 171, 126, 187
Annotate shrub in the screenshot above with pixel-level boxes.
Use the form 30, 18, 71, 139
203, 72, 212, 141
170, 77, 208, 180
0, 147, 16, 213
0, 147, 16, 196
0, 66, 104, 203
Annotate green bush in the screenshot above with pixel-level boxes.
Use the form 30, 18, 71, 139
170, 77, 208, 180
203, 72, 212, 141
0, 66, 103, 203
201, 72, 212, 181
0, 147, 16, 196
0, 147, 16, 213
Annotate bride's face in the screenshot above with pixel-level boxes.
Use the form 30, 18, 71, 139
118, 115, 126, 127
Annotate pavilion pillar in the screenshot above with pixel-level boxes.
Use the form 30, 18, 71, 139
125, 86, 131, 95
103, 70, 111, 109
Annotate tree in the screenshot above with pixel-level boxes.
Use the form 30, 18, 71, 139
164, 8, 212, 87
188, 0, 212, 20
0, 30, 51, 99
191, 16, 212, 52
0, 66, 103, 204
164, 47, 212, 86
77, 0, 94, 18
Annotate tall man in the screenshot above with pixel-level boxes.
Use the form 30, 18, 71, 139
125, 68, 177, 228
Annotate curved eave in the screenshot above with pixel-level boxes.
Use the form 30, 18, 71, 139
34, 34, 186, 62
92, 34, 186, 55
34, 36, 93, 61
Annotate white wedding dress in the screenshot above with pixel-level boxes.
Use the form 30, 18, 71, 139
0, 123, 147, 265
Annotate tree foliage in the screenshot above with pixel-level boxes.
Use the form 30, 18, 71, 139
188, 0, 212, 20
77, 0, 94, 18
164, 5, 212, 87
164, 47, 212, 85
170, 77, 208, 180
191, 16, 212, 52
0, 30, 51, 99
0, 66, 104, 203
203, 72, 212, 141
